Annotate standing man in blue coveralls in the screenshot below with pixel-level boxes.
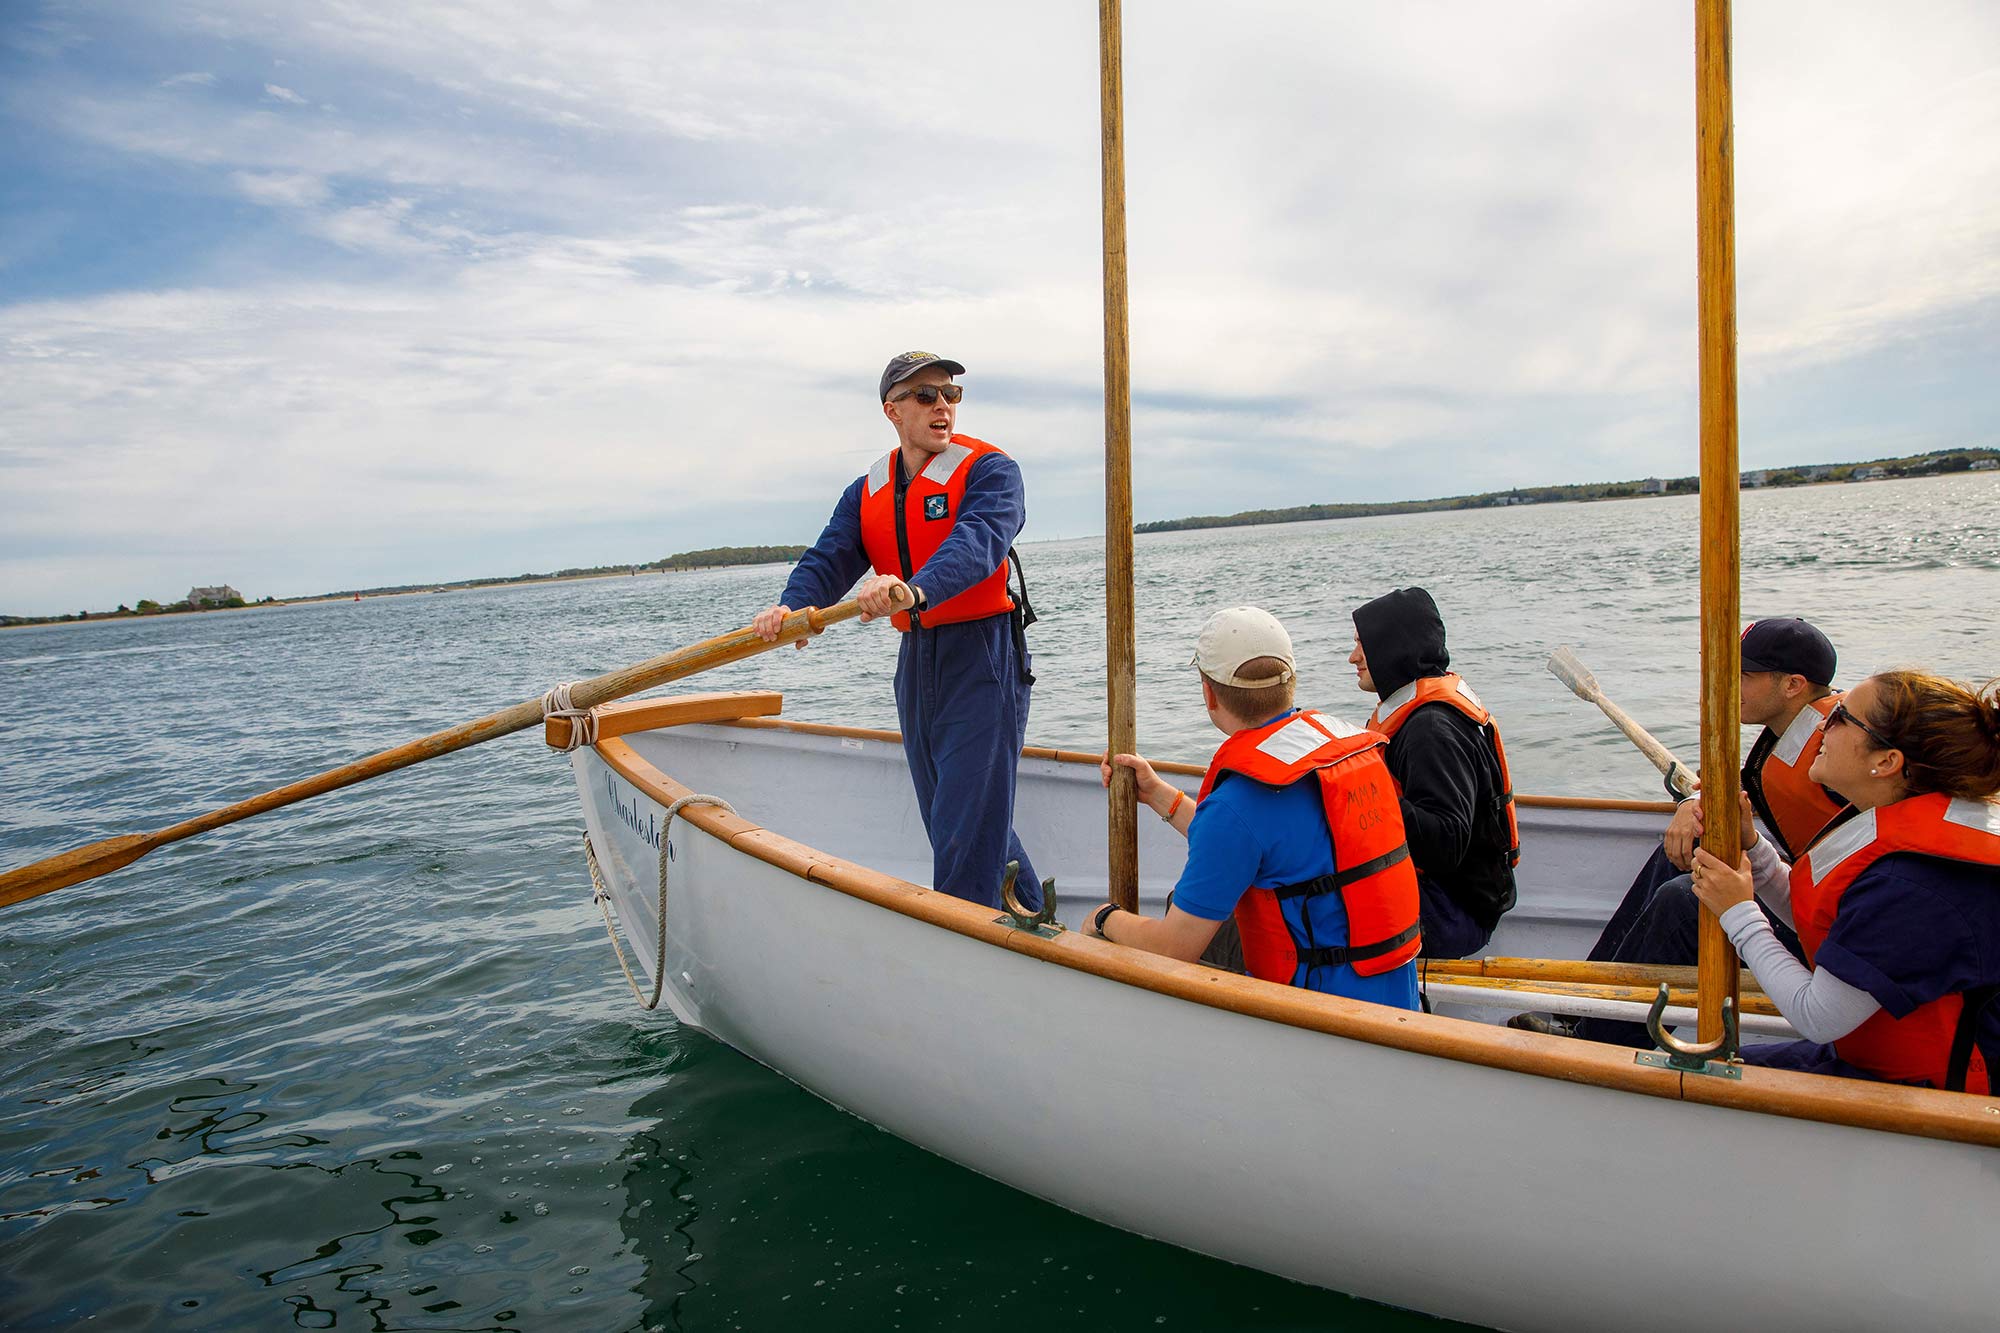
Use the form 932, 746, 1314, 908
751, 351, 1041, 912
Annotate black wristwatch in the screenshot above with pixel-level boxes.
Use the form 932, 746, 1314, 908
1092, 902, 1122, 937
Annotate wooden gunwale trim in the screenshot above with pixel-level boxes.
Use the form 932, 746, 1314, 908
589, 735, 2000, 1146
715, 716, 1676, 814
545, 690, 782, 749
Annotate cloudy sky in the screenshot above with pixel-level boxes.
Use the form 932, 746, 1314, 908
2, 1, 1995, 616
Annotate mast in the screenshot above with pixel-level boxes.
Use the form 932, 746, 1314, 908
1099, 0, 1139, 911
1693, 0, 1743, 1042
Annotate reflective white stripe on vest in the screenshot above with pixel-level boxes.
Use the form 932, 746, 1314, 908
1806, 807, 1878, 886
1256, 717, 1335, 766
1455, 678, 1484, 711
1315, 712, 1363, 739
866, 452, 894, 496
920, 441, 972, 485
1944, 797, 2000, 837
1374, 680, 1419, 730
1773, 701, 1824, 766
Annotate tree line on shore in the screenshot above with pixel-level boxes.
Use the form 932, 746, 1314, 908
11, 449, 1992, 626
2, 546, 808, 627
1135, 446, 1999, 535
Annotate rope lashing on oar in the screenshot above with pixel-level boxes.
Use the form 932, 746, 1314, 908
541, 681, 599, 752
582, 792, 736, 1010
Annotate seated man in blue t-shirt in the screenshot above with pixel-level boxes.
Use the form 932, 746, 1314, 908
1086, 607, 1422, 1010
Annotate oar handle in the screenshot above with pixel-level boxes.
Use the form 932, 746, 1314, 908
1546, 646, 1698, 798
0, 588, 906, 910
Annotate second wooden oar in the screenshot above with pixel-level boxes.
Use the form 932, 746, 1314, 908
0, 593, 900, 911
1547, 645, 1698, 799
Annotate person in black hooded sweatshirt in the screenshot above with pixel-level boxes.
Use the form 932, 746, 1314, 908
1349, 587, 1519, 958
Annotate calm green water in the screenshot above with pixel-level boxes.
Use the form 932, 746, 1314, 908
3, 473, 1996, 1330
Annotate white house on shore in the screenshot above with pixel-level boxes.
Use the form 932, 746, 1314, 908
187, 585, 242, 606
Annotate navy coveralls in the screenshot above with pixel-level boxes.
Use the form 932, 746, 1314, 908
780, 451, 1042, 911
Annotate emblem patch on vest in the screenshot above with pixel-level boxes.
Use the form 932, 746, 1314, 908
923, 494, 950, 521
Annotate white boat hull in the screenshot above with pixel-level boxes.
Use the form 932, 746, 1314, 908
570, 715, 2000, 1333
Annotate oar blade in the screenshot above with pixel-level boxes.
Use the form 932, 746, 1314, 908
1546, 644, 1600, 701
0, 833, 157, 909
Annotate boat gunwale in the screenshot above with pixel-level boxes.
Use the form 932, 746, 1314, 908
590, 720, 2000, 1148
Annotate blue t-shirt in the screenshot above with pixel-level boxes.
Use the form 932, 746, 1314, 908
1816, 850, 2000, 1075
1175, 717, 1420, 1011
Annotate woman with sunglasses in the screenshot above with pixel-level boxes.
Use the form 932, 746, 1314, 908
1688, 670, 2000, 1092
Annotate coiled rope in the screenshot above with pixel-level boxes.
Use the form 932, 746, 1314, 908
583, 792, 737, 1010
540, 680, 598, 752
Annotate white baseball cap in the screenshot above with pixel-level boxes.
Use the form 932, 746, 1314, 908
1191, 606, 1296, 688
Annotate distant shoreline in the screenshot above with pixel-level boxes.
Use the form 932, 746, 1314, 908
1133, 447, 1998, 536
9, 456, 1993, 626
1, 551, 804, 630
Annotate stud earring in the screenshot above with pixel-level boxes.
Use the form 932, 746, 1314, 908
1869, 767, 1878, 776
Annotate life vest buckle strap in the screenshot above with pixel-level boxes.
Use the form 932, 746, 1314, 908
1270, 845, 1411, 901
1945, 984, 1999, 1094
1296, 922, 1421, 970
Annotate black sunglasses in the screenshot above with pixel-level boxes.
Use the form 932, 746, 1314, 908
1826, 700, 1895, 751
890, 384, 963, 406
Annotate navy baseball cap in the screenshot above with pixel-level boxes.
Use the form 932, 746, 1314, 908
879, 351, 965, 401
1740, 617, 1836, 685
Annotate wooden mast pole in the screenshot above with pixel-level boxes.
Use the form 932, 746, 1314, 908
1694, 0, 1743, 1043
1099, 0, 1139, 911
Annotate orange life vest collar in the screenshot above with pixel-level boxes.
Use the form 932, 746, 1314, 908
1792, 794, 2000, 1093
857, 435, 1016, 631
1200, 710, 1422, 982
1744, 693, 1846, 859
1365, 673, 1520, 866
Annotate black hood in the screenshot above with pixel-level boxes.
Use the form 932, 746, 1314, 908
1352, 586, 1450, 701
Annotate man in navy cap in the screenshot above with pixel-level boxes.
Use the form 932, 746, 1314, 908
751, 352, 1041, 911
1525, 616, 1847, 1042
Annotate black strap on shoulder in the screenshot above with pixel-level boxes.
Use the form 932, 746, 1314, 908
1007, 546, 1037, 629
1298, 922, 1421, 970
1005, 546, 1036, 683
1270, 845, 1411, 901
1946, 985, 2000, 1093
1741, 726, 1783, 852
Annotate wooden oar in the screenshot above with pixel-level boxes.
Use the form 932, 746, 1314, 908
1422, 956, 1766, 998
1427, 971, 1780, 1019
1546, 645, 1698, 799
0, 594, 898, 910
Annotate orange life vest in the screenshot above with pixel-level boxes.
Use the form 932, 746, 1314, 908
1365, 673, 1520, 866
1197, 709, 1422, 982
1791, 794, 2000, 1093
1743, 694, 1846, 859
857, 435, 1015, 631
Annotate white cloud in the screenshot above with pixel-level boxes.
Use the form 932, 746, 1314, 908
1, 0, 1996, 614
161, 71, 216, 89
230, 170, 330, 208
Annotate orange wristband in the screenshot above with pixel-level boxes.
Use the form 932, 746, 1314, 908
1161, 789, 1185, 821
